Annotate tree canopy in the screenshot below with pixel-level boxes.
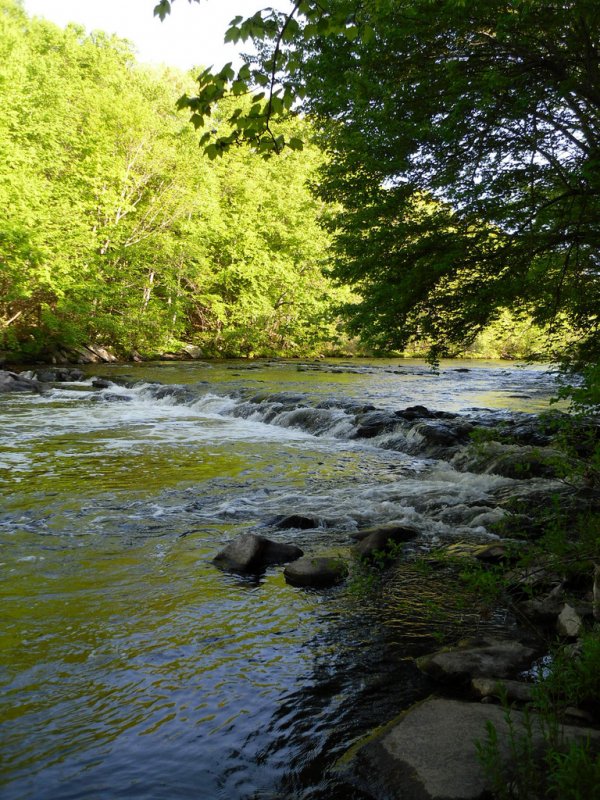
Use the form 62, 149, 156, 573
0, 0, 345, 360
172, 0, 600, 363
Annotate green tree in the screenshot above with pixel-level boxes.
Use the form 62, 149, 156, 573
1, 0, 343, 359
170, 0, 600, 364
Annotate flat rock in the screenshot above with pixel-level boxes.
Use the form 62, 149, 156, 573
345, 697, 600, 800
213, 533, 303, 574
284, 556, 348, 588
417, 637, 536, 683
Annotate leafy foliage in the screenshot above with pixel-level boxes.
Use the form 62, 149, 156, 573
168, 0, 600, 368
0, 0, 345, 359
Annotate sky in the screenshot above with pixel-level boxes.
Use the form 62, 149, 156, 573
23, 0, 288, 71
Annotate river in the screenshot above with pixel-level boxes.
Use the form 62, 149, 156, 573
0, 358, 559, 799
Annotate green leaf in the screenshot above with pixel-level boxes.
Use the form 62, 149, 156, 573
153, 1, 171, 22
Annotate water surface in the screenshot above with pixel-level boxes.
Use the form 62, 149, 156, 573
0, 358, 559, 799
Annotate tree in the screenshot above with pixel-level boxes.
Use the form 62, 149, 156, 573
0, 0, 343, 359
169, 0, 600, 363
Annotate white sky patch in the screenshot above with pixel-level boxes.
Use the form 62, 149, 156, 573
23, 0, 289, 71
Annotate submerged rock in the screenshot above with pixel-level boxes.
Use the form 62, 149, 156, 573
344, 697, 600, 800
272, 514, 321, 530
213, 533, 303, 574
284, 556, 348, 588
416, 637, 536, 683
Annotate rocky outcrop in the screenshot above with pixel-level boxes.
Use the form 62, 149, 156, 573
344, 697, 600, 800
0, 370, 44, 393
284, 556, 348, 588
213, 533, 303, 574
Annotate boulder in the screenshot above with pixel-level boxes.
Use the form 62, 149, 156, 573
352, 523, 419, 561
0, 370, 44, 393
416, 637, 536, 684
344, 697, 600, 800
284, 556, 348, 588
556, 603, 583, 638
353, 409, 399, 438
213, 533, 303, 574
414, 419, 474, 448
91, 378, 112, 389
182, 344, 204, 359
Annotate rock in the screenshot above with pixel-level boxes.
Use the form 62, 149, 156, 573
517, 595, 565, 624
564, 706, 595, 724
261, 539, 304, 566
101, 392, 133, 403
0, 370, 44, 393
86, 344, 117, 362
471, 677, 534, 704
182, 344, 204, 359
353, 410, 399, 439
395, 405, 434, 420
344, 697, 600, 800
452, 442, 562, 479
284, 556, 348, 588
414, 419, 474, 448
352, 523, 419, 561
474, 542, 518, 565
34, 367, 86, 382
351, 523, 419, 543
91, 378, 111, 389
213, 533, 303, 574
272, 514, 321, 530
417, 637, 537, 684
556, 603, 583, 638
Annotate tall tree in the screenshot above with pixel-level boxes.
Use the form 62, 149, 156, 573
173, 0, 600, 362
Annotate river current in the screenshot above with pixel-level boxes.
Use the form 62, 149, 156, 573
0, 358, 559, 799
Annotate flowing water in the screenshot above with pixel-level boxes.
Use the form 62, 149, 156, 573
0, 358, 559, 799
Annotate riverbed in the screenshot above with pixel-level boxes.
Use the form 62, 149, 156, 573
0, 358, 559, 799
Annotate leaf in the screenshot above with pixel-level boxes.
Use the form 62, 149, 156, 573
153, 1, 171, 22
224, 27, 241, 44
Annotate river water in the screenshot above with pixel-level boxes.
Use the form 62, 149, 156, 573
0, 358, 559, 799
